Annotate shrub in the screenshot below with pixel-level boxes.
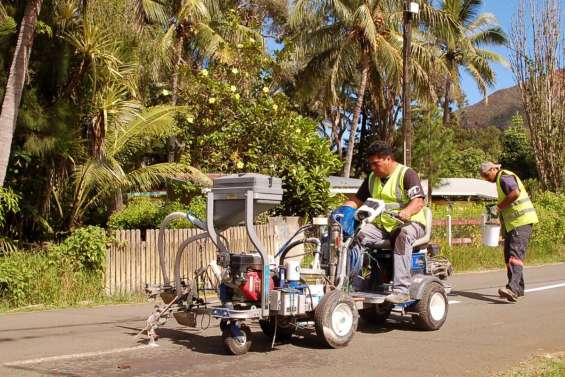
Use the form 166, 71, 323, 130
107, 198, 161, 231
108, 197, 207, 231
0, 226, 110, 309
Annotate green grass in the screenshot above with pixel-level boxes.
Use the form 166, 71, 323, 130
441, 242, 565, 273
0, 292, 147, 313
497, 353, 565, 377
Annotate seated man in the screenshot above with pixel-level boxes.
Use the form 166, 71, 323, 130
338, 141, 427, 304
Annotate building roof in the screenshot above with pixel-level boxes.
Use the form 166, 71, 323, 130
422, 178, 497, 200
328, 176, 364, 194
328, 176, 497, 200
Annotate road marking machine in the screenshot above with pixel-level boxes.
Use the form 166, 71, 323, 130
140, 173, 452, 355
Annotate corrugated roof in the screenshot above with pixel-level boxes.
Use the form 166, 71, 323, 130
422, 178, 497, 199
328, 176, 497, 199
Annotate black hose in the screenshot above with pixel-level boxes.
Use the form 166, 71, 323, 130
279, 238, 321, 265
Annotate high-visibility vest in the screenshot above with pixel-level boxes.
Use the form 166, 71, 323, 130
496, 169, 538, 232
369, 163, 427, 232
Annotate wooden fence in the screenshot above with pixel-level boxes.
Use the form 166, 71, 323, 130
105, 218, 300, 295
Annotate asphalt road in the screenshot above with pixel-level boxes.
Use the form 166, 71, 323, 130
1, 263, 565, 377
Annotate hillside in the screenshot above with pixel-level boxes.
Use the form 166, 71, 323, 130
459, 85, 523, 129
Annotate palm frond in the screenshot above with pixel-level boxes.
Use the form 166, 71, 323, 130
106, 105, 181, 158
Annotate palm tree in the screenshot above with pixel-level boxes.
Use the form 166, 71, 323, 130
291, 0, 456, 177
0, 0, 43, 186
437, 0, 507, 125
67, 105, 210, 228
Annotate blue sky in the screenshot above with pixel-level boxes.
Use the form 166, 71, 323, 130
461, 0, 565, 105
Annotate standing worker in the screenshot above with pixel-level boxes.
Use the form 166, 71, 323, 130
480, 162, 538, 302
334, 141, 427, 304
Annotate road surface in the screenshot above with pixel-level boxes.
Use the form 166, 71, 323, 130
1, 263, 564, 377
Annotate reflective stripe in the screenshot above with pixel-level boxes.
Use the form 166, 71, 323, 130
395, 166, 408, 204
508, 197, 532, 208
503, 207, 537, 221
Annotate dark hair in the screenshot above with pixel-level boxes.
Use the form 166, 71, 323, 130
367, 141, 393, 158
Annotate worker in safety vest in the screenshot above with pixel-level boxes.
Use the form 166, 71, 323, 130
334, 141, 427, 304
480, 162, 538, 302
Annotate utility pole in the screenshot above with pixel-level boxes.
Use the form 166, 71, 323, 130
402, 1, 419, 165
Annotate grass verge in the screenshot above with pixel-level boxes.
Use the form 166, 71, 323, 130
496, 352, 565, 377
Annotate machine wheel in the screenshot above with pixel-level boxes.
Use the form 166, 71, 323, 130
222, 322, 252, 355
259, 318, 294, 341
359, 303, 393, 325
314, 290, 358, 348
412, 282, 448, 331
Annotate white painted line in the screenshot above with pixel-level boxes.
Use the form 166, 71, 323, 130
448, 300, 462, 304
4, 345, 152, 367
525, 282, 565, 293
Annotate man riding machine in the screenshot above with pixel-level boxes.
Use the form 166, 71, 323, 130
334, 142, 451, 330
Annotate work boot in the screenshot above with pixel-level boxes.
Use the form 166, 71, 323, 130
384, 292, 410, 304
498, 287, 518, 302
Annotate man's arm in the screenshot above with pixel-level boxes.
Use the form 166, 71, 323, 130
344, 196, 364, 209
398, 197, 425, 221
497, 189, 520, 210
497, 174, 520, 210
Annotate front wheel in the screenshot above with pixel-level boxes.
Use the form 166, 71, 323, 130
412, 282, 448, 331
314, 290, 358, 348
222, 322, 252, 355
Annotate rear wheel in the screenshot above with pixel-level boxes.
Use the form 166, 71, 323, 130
259, 318, 294, 341
412, 282, 448, 331
359, 303, 393, 325
222, 322, 252, 355
314, 290, 358, 348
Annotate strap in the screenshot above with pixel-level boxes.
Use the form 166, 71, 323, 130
395, 166, 408, 204
369, 173, 375, 196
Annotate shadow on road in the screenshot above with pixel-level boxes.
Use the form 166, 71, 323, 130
451, 290, 511, 304
356, 315, 415, 334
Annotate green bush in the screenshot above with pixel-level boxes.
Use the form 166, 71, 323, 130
0, 226, 110, 309
107, 198, 161, 231
53, 226, 109, 273
108, 197, 207, 231
531, 191, 565, 247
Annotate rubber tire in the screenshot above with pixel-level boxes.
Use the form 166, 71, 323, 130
314, 290, 359, 348
259, 318, 294, 341
222, 323, 252, 355
412, 282, 448, 331
359, 303, 393, 325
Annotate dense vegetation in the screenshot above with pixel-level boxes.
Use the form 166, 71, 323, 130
0, 1, 563, 309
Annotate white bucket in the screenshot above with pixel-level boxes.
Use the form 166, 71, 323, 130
483, 224, 501, 247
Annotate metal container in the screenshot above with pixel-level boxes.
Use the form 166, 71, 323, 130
211, 173, 283, 228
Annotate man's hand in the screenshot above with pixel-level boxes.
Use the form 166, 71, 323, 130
398, 209, 411, 222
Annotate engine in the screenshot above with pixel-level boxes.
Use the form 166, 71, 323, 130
219, 253, 274, 303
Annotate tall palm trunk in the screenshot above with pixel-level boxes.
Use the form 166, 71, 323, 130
0, 0, 43, 186
342, 54, 369, 178
168, 33, 184, 163
442, 76, 451, 125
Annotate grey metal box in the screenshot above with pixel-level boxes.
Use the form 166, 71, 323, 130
212, 173, 283, 198
211, 173, 283, 228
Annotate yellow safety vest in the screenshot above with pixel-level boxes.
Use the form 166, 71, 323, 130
369, 164, 427, 232
496, 169, 538, 232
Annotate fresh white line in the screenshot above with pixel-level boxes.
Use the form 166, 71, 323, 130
448, 300, 462, 304
525, 282, 565, 293
4, 345, 152, 367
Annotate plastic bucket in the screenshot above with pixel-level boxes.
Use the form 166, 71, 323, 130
483, 224, 501, 247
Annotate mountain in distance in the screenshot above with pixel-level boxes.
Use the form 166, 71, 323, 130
459, 85, 523, 129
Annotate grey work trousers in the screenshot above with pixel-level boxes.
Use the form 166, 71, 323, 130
503, 223, 533, 296
355, 222, 425, 295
